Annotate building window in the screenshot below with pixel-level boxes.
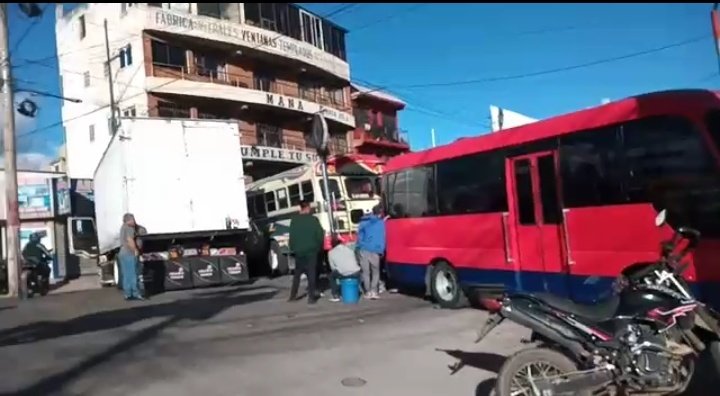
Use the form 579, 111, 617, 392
122, 106, 136, 117
353, 108, 370, 128
157, 101, 191, 118
119, 44, 133, 68
78, 15, 86, 40
327, 87, 344, 106
253, 72, 274, 92
121, 3, 136, 15
329, 134, 348, 154
83, 71, 90, 87
322, 20, 346, 60
257, 124, 282, 148
299, 79, 318, 101
195, 53, 225, 79
88, 124, 95, 142
151, 40, 186, 70
147, 3, 162, 8
198, 3, 221, 18
300, 10, 324, 50
169, 3, 191, 13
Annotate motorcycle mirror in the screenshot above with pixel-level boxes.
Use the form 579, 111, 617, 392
655, 209, 667, 227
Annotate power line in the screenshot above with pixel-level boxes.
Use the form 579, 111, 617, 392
323, 3, 358, 19
348, 4, 426, 33
2, 3, 49, 66
390, 34, 711, 89
17, 78, 182, 139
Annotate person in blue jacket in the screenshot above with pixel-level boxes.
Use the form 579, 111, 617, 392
356, 205, 386, 300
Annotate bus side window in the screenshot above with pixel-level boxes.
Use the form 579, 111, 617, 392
289, 184, 302, 206
254, 193, 267, 217
248, 195, 256, 217
276, 188, 289, 210
265, 191, 277, 212
301, 181, 314, 202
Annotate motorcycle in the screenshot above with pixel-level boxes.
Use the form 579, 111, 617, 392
474, 210, 720, 396
20, 255, 51, 298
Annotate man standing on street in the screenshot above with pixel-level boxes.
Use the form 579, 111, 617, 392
119, 213, 144, 301
357, 205, 386, 300
288, 200, 324, 304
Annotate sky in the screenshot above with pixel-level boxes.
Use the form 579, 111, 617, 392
6, 3, 720, 168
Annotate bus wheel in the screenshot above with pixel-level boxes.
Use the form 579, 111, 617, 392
269, 241, 289, 276
430, 262, 465, 309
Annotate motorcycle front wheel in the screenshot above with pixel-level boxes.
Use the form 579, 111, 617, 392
495, 347, 591, 396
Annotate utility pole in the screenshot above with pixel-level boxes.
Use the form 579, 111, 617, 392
1, 4, 22, 298
104, 19, 117, 135
430, 128, 436, 148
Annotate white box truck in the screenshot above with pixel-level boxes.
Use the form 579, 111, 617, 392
94, 118, 252, 291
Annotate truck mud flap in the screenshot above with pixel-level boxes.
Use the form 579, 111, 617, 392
189, 258, 223, 287
163, 260, 193, 290
218, 255, 249, 283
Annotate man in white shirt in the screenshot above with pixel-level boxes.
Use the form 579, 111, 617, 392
327, 238, 361, 302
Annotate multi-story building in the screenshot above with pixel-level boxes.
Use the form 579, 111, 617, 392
55, 3, 355, 181
350, 83, 410, 159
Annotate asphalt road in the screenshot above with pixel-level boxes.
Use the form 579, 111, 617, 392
0, 276, 715, 396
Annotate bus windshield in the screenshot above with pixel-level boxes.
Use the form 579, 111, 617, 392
343, 176, 378, 200
320, 178, 343, 201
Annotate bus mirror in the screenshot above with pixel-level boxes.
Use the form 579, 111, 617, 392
655, 209, 667, 227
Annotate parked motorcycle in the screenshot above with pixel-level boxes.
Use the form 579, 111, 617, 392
474, 210, 720, 396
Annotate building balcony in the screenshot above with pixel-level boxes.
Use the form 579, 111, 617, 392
354, 128, 410, 148
131, 3, 350, 80
146, 65, 355, 128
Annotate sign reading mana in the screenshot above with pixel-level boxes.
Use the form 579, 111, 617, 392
265, 93, 305, 112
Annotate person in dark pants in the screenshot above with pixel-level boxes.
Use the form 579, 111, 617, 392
288, 200, 324, 304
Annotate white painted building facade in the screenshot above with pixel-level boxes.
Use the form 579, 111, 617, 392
55, 3, 353, 179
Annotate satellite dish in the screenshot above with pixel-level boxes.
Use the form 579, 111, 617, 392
311, 113, 329, 156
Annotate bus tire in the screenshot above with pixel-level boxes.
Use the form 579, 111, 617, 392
269, 241, 289, 276
430, 262, 466, 309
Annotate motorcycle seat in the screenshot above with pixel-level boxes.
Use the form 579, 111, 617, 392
532, 293, 620, 322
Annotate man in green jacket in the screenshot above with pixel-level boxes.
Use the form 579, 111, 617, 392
288, 200, 325, 304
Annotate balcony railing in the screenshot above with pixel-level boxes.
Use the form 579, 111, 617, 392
355, 128, 410, 147
150, 63, 352, 113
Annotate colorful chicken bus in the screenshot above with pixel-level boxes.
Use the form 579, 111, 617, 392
382, 89, 720, 309
247, 154, 385, 275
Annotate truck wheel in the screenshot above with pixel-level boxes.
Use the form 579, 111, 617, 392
269, 241, 289, 276
430, 262, 466, 309
114, 259, 122, 290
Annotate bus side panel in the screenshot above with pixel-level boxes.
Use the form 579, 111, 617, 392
385, 213, 509, 287
565, 203, 670, 302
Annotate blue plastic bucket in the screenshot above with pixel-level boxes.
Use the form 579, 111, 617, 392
340, 277, 360, 305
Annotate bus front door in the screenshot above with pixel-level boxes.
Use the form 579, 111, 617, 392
507, 152, 568, 297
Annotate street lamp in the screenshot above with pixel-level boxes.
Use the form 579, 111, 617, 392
14, 88, 82, 118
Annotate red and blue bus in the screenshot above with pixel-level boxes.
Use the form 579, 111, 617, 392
382, 89, 720, 309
